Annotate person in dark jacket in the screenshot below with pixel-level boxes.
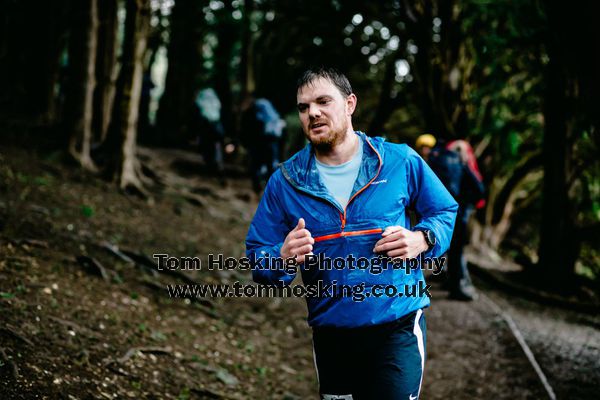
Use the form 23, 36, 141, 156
246, 68, 458, 399
241, 93, 285, 193
416, 135, 485, 301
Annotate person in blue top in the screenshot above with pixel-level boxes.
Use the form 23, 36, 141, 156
241, 93, 286, 193
245, 67, 458, 399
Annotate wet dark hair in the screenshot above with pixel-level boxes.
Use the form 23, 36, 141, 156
296, 67, 353, 97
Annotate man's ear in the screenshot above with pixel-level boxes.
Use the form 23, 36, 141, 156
346, 93, 357, 115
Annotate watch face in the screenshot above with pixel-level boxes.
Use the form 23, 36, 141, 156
428, 230, 436, 246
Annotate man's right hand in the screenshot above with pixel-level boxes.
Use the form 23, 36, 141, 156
280, 218, 314, 263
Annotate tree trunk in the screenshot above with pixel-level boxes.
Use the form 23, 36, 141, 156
155, 0, 205, 146
538, 58, 572, 286
31, 1, 71, 123
240, 0, 255, 99
137, 23, 163, 142
214, 1, 237, 138
368, 55, 403, 136
0, 0, 70, 122
64, 0, 98, 171
538, 4, 576, 287
470, 151, 543, 260
107, 0, 151, 193
93, 0, 119, 145
410, 1, 441, 136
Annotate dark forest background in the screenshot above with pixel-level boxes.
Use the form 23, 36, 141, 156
1, 1, 600, 398
1, 0, 599, 290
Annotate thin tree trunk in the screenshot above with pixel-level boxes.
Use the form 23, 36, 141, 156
368, 55, 402, 136
93, 0, 119, 145
240, 0, 255, 99
30, 1, 71, 123
44, 2, 72, 123
538, 8, 573, 287
137, 24, 162, 142
108, 0, 151, 193
214, 1, 236, 138
64, 0, 98, 171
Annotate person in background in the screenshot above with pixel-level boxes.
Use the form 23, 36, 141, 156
414, 133, 436, 162
194, 88, 225, 178
241, 93, 286, 193
416, 134, 485, 301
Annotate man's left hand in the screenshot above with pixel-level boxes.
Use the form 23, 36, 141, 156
373, 226, 429, 260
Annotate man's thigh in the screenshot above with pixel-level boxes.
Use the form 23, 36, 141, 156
363, 309, 427, 399
312, 310, 427, 400
312, 329, 356, 398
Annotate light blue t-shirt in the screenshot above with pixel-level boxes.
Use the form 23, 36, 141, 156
315, 139, 363, 209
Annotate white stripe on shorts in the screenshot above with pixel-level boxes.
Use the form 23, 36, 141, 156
412, 308, 425, 398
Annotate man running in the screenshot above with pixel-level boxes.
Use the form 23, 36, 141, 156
246, 67, 458, 399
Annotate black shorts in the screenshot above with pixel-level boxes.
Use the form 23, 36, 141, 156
312, 309, 426, 400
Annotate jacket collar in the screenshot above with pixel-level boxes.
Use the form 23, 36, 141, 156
280, 131, 385, 210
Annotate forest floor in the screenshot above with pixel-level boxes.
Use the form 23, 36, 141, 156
1, 145, 599, 399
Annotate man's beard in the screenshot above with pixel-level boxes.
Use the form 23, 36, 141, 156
306, 120, 348, 153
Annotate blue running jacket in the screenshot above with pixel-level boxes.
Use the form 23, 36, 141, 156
246, 131, 458, 328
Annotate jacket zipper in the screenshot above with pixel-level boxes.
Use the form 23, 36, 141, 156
313, 138, 383, 242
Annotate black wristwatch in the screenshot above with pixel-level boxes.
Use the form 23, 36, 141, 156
415, 229, 436, 250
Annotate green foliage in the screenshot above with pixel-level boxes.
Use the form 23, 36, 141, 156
33, 175, 52, 186
177, 387, 191, 400
81, 205, 94, 218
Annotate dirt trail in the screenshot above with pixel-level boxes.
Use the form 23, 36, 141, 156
424, 282, 549, 399
1, 146, 598, 399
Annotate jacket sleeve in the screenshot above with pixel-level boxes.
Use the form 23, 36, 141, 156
406, 147, 458, 257
245, 172, 296, 286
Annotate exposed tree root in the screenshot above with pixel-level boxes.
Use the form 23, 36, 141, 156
0, 347, 19, 379
0, 325, 33, 347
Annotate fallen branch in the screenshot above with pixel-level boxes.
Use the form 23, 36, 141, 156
11, 238, 49, 248
121, 250, 200, 286
104, 346, 172, 367
99, 241, 135, 263
118, 249, 160, 278
48, 316, 101, 339
106, 364, 137, 378
75, 255, 115, 282
0, 325, 33, 346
